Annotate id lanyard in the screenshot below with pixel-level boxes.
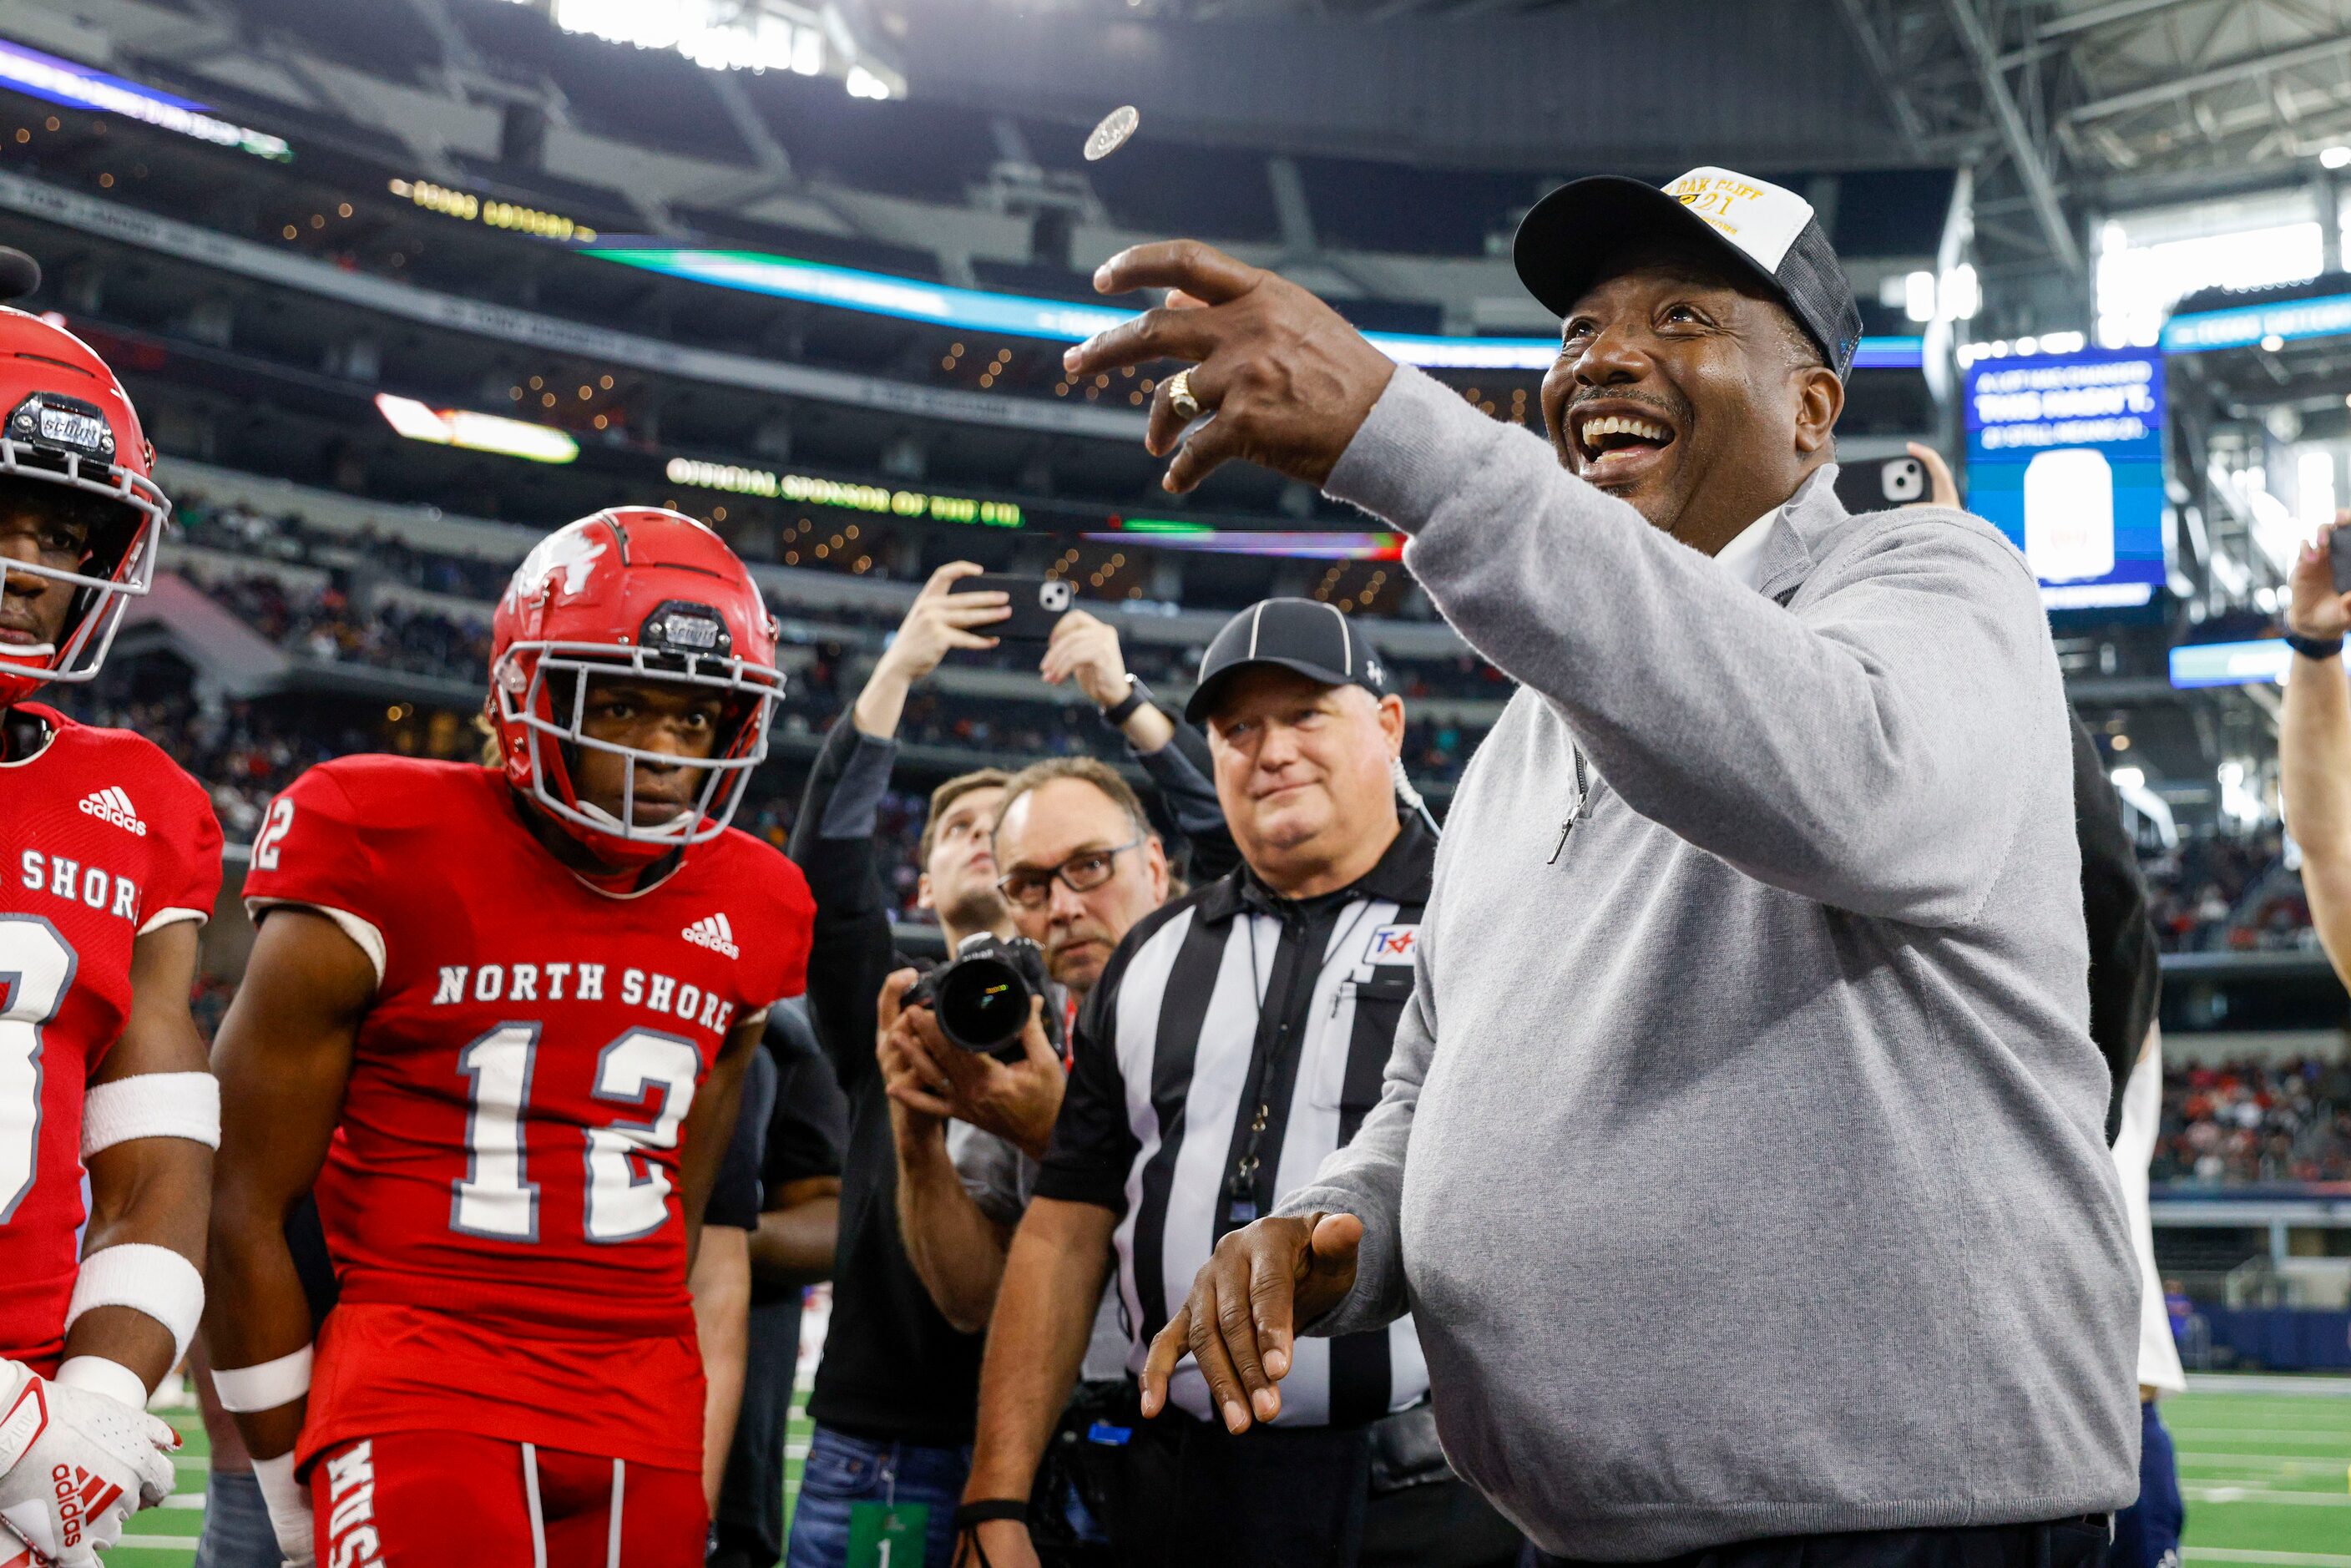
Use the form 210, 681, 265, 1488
1224, 900, 1371, 1226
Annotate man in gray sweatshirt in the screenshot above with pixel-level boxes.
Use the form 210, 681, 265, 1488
1056, 166, 2139, 1566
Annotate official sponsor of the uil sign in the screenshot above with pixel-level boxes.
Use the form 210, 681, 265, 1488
1963, 347, 2166, 612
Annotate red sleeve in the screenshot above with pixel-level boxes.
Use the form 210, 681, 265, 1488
761, 852, 815, 1007
240, 766, 389, 980
144, 770, 225, 932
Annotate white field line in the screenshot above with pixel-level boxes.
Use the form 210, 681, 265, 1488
2184, 1485, 2351, 1506
2185, 1550, 2351, 1568
114, 1538, 196, 1552
2184, 1375, 2351, 1399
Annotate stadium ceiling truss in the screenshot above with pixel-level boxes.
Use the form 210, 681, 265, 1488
1835, 0, 2351, 293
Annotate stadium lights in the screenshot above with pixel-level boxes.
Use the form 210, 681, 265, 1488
594, 249, 1927, 373
1903, 271, 1934, 325
1955, 331, 2086, 367
374, 394, 579, 464
0, 38, 290, 161
2323, 146, 2351, 169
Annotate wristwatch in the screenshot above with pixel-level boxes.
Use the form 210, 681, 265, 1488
2286, 631, 2345, 660
1100, 673, 1154, 727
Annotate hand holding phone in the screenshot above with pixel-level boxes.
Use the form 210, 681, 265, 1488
948, 574, 1073, 643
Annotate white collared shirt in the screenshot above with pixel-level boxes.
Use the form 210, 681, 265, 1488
1711, 506, 1784, 592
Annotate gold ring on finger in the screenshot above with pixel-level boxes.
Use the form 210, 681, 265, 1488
1167, 368, 1202, 421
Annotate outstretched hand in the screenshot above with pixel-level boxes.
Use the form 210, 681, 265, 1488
1139, 1211, 1363, 1433
1062, 241, 1398, 494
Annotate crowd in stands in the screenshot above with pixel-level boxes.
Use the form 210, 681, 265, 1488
53, 689, 351, 844
2154, 1055, 2351, 1185
2140, 828, 2314, 953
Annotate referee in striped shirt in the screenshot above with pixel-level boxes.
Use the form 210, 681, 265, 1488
955, 600, 1510, 1568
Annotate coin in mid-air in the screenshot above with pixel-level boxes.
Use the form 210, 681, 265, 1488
1085, 105, 1140, 161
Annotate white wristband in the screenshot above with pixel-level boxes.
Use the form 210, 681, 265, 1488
64, 1243, 205, 1363
212, 1345, 313, 1414
53, 1355, 149, 1412
82, 1071, 220, 1156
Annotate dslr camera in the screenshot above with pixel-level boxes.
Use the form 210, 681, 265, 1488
904, 933, 1062, 1063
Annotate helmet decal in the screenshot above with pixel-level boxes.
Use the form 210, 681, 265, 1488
506, 526, 607, 609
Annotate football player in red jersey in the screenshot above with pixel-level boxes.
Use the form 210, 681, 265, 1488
205, 507, 816, 1568
0, 258, 223, 1565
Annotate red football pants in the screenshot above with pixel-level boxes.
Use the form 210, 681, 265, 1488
308, 1432, 706, 1568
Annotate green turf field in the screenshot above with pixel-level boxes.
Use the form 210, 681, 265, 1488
104, 1374, 2348, 1565
2164, 1376, 2351, 1568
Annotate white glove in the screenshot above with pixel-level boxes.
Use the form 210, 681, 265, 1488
0, 1359, 175, 1566
250, 1454, 315, 1568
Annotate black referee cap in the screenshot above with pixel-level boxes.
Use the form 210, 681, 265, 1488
1514, 165, 1863, 380
1186, 598, 1390, 725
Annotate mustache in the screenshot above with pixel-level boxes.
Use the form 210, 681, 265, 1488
1562, 386, 1693, 425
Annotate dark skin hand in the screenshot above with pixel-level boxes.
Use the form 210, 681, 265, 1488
1138, 1211, 1363, 1431
1059, 242, 1398, 495
1062, 239, 1842, 559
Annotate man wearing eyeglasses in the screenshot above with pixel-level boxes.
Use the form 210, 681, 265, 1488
953, 599, 1519, 1568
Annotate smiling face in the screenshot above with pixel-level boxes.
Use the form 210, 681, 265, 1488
1539, 244, 1843, 555
1206, 666, 1405, 897
568, 674, 729, 829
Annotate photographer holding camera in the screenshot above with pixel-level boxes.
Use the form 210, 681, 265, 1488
788, 568, 1230, 1568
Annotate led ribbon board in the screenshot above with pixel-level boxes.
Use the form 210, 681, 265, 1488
2170, 639, 2292, 690
665, 457, 1020, 526
592, 248, 1922, 373
1963, 346, 2166, 612
0, 39, 290, 160
2162, 294, 2351, 355
375, 394, 578, 463
1085, 525, 1406, 560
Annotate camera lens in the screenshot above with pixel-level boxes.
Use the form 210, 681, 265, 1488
933, 953, 1032, 1054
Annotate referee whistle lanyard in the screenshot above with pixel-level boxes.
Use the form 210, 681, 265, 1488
1225, 893, 1374, 1227
1550, 743, 1592, 864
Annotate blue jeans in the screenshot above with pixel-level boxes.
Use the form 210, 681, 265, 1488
191, 1470, 279, 1568
2113, 1399, 2184, 1568
784, 1425, 971, 1568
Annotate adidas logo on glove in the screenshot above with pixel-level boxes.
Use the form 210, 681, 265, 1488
682, 913, 740, 959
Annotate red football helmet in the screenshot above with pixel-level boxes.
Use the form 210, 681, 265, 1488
490, 508, 783, 869
0, 306, 168, 706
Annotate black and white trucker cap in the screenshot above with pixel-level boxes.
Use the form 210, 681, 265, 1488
1513, 165, 1864, 379
1185, 597, 1390, 724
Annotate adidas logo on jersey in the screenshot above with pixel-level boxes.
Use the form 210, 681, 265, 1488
683, 913, 739, 959
76, 787, 146, 837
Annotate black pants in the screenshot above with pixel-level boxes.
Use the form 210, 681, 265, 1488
1523, 1517, 2112, 1568
1110, 1410, 1369, 1568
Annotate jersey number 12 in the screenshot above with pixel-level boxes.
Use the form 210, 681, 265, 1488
452, 1023, 702, 1243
